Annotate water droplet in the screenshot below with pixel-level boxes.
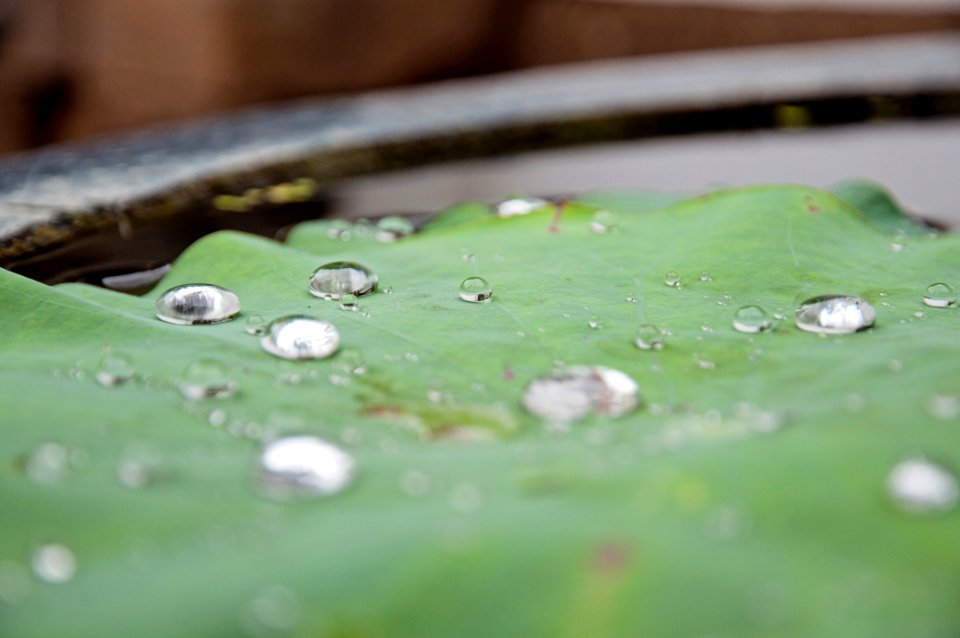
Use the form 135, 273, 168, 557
699, 272, 712, 282
890, 242, 906, 253
625, 295, 637, 303
257, 436, 355, 500
522, 366, 640, 423
242, 585, 300, 636
495, 196, 551, 218
116, 446, 165, 489
208, 409, 228, 426
459, 276, 492, 302
913, 311, 925, 320
587, 320, 601, 330
927, 395, 960, 420
664, 271, 681, 287
308, 262, 378, 300
923, 282, 957, 308
260, 316, 340, 360
338, 293, 358, 311
382, 286, 393, 294
694, 354, 716, 370
31, 544, 76, 584
887, 457, 958, 514
26, 442, 69, 484
590, 210, 617, 234
245, 314, 265, 335
375, 215, 415, 242
155, 284, 241, 325
95, 352, 136, 387
733, 305, 772, 334
177, 359, 237, 400
634, 324, 664, 350
795, 295, 876, 334
325, 219, 353, 241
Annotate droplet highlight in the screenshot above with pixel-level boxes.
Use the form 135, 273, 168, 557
308, 262, 378, 300
664, 271, 681, 287
155, 284, 241, 325
459, 276, 493, 303
795, 295, 876, 335
260, 316, 340, 360
887, 457, 958, 514
495, 196, 551, 218
257, 435, 356, 499
31, 544, 76, 584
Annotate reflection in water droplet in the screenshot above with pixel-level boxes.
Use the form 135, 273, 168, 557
887, 457, 958, 513
923, 282, 957, 308
795, 295, 876, 334
27, 442, 69, 484
339, 293, 358, 311
31, 544, 76, 584
522, 366, 640, 423
375, 216, 415, 242
260, 316, 340, 360
178, 359, 237, 400
590, 210, 617, 234
459, 276, 493, 302
95, 352, 136, 387
245, 314, 265, 335
308, 262, 378, 300
155, 284, 241, 325
495, 196, 551, 218
664, 271, 681, 287
733, 305, 772, 334
257, 436, 355, 499
634, 324, 664, 350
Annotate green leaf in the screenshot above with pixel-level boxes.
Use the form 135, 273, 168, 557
2, 184, 959, 637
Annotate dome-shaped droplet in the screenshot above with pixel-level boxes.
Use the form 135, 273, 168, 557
590, 210, 617, 234
155, 284, 241, 325
95, 352, 136, 387
244, 314, 265, 335
887, 457, 958, 514
495, 196, 552, 218
308, 262, 378, 300
923, 282, 957, 308
375, 216, 415, 242
522, 366, 640, 423
664, 271, 681, 287
795, 295, 876, 334
339, 293, 358, 311
177, 359, 238, 400
733, 305, 772, 334
260, 316, 340, 360
634, 324, 664, 350
257, 435, 355, 499
459, 276, 492, 302
31, 544, 76, 584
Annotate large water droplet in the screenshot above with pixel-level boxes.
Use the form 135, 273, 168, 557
733, 305, 772, 334
634, 324, 664, 350
522, 366, 640, 423
257, 436, 355, 499
155, 284, 241, 325
590, 210, 617, 234
923, 282, 957, 308
31, 544, 76, 584
260, 316, 340, 360
178, 359, 238, 400
795, 295, 876, 334
95, 352, 136, 387
495, 196, 551, 218
308, 262, 378, 300
664, 271, 681, 287
459, 276, 492, 302
375, 216, 415, 242
887, 457, 958, 514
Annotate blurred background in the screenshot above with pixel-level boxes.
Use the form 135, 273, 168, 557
0, 0, 958, 153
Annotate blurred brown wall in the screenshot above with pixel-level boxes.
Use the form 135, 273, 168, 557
0, 0, 957, 154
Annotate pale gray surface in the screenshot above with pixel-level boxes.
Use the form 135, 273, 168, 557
332, 120, 960, 227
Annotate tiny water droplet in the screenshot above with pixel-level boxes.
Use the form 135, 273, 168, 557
116, 446, 165, 489
694, 354, 716, 370
888, 358, 903, 373
178, 359, 237, 400
923, 282, 957, 308
795, 295, 876, 334
699, 272, 712, 282
325, 219, 353, 240
260, 316, 340, 360
338, 293, 358, 311
375, 216, 414, 242
522, 366, 640, 423
590, 210, 617, 234
382, 286, 393, 294
308, 262, 377, 300
495, 196, 551, 218
242, 585, 300, 636
664, 271, 681, 287
587, 320, 601, 330
208, 409, 227, 426
625, 295, 637, 303
459, 276, 492, 302
634, 324, 664, 350
95, 352, 136, 387
733, 305, 772, 334
257, 436, 355, 500
244, 314, 265, 335
927, 395, 960, 420
31, 544, 76, 584
155, 284, 241, 325
887, 457, 958, 514
701, 325, 714, 333
890, 242, 905, 253
26, 442, 69, 484
913, 311, 926, 320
